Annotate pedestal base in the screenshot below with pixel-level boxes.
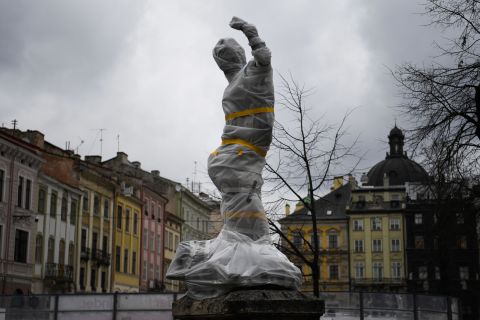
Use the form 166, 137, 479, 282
172, 289, 324, 320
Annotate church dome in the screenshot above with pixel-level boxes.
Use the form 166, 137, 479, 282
365, 126, 429, 187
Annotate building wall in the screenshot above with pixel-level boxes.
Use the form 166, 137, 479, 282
180, 189, 211, 241
0, 134, 43, 294
163, 214, 182, 292
348, 188, 407, 291
76, 172, 114, 293
112, 194, 141, 292
140, 187, 166, 291
32, 175, 80, 293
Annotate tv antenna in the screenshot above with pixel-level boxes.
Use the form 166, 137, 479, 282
117, 134, 120, 152
75, 137, 84, 154
11, 119, 18, 130
95, 128, 106, 157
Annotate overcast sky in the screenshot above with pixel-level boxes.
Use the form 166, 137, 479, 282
0, 0, 448, 195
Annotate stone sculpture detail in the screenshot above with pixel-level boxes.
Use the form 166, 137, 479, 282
166, 17, 302, 299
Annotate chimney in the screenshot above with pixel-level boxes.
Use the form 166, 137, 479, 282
151, 170, 160, 177
85, 155, 102, 164
332, 176, 344, 190
132, 161, 141, 169
26, 130, 45, 148
348, 174, 357, 188
116, 152, 128, 164
285, 203, 291, 216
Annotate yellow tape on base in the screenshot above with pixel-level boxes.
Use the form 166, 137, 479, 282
225, 107, 274, 121
221, 139, 267, 157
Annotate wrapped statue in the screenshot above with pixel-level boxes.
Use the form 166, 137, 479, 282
166, 17, 302, 299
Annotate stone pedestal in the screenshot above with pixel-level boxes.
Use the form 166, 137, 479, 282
172, 289, 324, 320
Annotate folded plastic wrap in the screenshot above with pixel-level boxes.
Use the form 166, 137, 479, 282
166, 17, 302, 299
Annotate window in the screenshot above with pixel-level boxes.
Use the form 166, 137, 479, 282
144, 200, 149, 216
70, 199, 77, 225
168, 232, 173, 251
391, 239, 401, 252
174, 235, 179, 252
17, 176, 24, 207
133, 212, 138, 235
117, 206, 122, 229
328, 234, 338, 249
457, 235, 467, 249
418, 266, 428, 280
414, 213, 423, 224
103, 199, 109, 218
143, 261, 147, 280
93, 194, 100, 215
414, 236, 424, 249
354, 240, 364, 253
157, 237, 161, 254
435, 266, 441, 280
38, 187, 46, 213
50, 191, 57, 218
0, 169, 4, 202
391, 262, 401, 279
125, 209, 130, 232
373, 262, 383, 280
459, 266, 469, 280
61, 196, 67, 221
143, 228, 148, 249
353, 219, 364, 231
25, 179, 31, 210
390, 218, 400, 230
371, 217, 382, 231
372, 239, 382, 252
92, 232, 98, 251
80, 268, 85, 290
47, 237, 54, 263
35, 234, 43, 263
123, 249, 128, 273
150, 232, 155, 251
149, 263, 154, 279
82, 191, 89, 213
59, 239, 65, 265
132, 252, 137, 275
101, 272, 106, 292
355, 262, 364, 279
326, 210, 332, 216
329, 265, 339, 280
151, 203, 155, 219
456, 212, 464, 224
156, 265, 160, 280
81, 229, 87, 250
103, 236, 108, 252
115, 246, 121, 272
91, 269, 96, 291
68, 243, 74, 266
292, 232, 303, 248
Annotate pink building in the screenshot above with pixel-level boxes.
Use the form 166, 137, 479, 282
140, 174, 168, 291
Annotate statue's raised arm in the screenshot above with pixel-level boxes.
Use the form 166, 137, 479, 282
229, 16, 271, 66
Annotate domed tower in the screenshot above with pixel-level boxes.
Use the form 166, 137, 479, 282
365, 126, 428, 187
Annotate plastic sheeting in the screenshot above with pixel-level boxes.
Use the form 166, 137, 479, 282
166, 17, 302, 299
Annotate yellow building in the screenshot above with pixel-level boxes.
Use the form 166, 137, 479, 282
163, 211, 183, 292
346, 126, 427, 292
76, 158, 115, 293
279, 179, 353, 292
112, 193, 142, 292
348, 187, 406, 291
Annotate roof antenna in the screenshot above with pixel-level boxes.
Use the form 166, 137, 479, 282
117, 134, 120, 152
11, 119, 18, 130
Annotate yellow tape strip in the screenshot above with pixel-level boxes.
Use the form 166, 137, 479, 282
221, 139, 267, 157
225, 107, 274, 121
224, 211, 267, 220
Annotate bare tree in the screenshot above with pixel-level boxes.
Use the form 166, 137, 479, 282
394, 0, 480, 181
265, 74, 360, 297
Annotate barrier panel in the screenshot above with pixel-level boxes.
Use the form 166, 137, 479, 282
0, 291, 457, 320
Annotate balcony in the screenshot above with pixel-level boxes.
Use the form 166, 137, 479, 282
94, 249, 111, 266
352, 278, 406, 287
80, 247, 90, 261
45, 263, 74, 282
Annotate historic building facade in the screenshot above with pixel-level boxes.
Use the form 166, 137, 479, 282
0, 131, 43, 294
179, 187, 212, 242
347, 126, 428, 292
279, 178, 353, 292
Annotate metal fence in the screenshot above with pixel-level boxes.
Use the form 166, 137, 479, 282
0, 291, 459, 320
